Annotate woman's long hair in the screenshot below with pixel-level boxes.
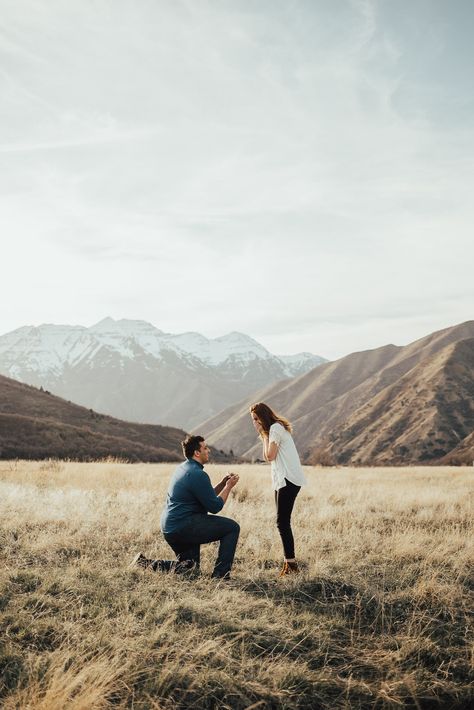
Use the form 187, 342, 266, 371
250, 402, 292, 435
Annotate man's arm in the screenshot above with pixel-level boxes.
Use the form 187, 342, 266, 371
214, 474, 231, 495
191, 471, 238, 514
187, 469, 224, 513
218, 474, 239, 504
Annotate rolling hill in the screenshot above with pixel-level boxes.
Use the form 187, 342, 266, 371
0, 374, 232, 462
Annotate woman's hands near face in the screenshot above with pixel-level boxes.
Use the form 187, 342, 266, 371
251, 414, 264, 435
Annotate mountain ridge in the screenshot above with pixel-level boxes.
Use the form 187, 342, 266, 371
0, 318, 327, 430
200, 320, 474, 465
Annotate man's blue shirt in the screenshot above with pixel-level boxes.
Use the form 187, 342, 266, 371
160, 458, 224, 534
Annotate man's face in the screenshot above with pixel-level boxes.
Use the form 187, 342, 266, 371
195, 440, 210, 464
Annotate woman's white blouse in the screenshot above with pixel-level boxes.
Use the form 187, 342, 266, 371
268, 422, 307, 491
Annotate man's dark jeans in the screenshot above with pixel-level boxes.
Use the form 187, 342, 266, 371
163, 513, 240, 578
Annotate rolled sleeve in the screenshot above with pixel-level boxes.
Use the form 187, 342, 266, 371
269, 423, 283, 445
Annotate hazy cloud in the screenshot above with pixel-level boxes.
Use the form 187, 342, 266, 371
1, 0, 473, 359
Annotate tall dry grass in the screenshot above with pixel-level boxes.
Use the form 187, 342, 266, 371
0, 460, 472, 709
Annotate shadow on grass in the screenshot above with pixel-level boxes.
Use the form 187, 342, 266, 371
239, 575, 471, 650
240, 576, 360, 608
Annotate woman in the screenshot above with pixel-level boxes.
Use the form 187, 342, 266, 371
250, 402, 307, 576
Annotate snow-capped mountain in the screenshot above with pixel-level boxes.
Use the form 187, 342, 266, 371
0, 318, 327, 429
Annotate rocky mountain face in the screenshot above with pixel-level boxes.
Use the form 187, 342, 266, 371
0, 318, 326, 430
200, 321, 474, 466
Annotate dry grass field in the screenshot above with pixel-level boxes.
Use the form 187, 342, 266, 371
0, 461, 472, 709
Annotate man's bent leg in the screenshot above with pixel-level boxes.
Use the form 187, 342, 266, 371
212, 518, 240, 578
182, 515, 240, 578
163, 532, 201, 568
164, 515, 240, 578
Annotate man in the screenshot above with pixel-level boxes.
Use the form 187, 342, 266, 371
132, 435, 240, 579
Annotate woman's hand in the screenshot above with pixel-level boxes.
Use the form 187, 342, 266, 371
251, 414, 264, 436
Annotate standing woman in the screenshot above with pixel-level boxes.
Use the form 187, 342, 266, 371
250, 402, 307, 576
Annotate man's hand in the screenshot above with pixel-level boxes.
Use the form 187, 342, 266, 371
218, 473, 239, 505
214, 473, 239, 495
225, 473, 239, 489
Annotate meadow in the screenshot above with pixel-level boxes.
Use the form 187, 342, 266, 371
0, 460, 472, 709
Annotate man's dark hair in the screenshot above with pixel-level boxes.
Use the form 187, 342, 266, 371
182, 435, 204, 460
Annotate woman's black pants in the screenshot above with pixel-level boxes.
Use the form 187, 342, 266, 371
274, 479, 300, 559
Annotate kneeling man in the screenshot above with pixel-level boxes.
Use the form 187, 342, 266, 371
133, 435, 240, 579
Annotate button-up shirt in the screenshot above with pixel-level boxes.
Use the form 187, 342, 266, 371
160, 458, 224, 534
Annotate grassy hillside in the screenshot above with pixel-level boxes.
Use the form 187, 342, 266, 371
0, 461, 472, 709
0, 374, 234, 462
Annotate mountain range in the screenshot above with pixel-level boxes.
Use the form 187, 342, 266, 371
200, 321, 474, 466
2, 318, 472, 466
0, 318, 326, 430
0, 373, 234, 463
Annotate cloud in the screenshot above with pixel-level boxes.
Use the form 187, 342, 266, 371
0, 0, 472, 358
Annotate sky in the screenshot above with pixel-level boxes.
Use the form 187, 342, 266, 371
1, 0, 473, 360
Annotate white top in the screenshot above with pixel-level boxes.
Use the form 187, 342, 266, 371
268, 422, 307, 491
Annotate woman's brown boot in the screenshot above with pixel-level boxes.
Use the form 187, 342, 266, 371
279, 561, 299, 577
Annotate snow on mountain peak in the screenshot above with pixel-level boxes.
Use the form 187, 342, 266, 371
216, 331, 264, 346
89, 317, 116, 330
211, 331, 271, 362
278, 352, 328, 377
279, 352, 319, 364
0, 319, 325, 378
0, 323, 90, 376
89, 317, 163, 336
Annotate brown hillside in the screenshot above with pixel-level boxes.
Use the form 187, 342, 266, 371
320, 337, 474, 465
438, 429, 474, 465
201, 321, 474, 464
0, 374, 232, 462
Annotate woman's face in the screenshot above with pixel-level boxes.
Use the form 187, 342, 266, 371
251, 412, 263, 433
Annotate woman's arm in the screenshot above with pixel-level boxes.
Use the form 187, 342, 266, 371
261, 434, 278, 462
